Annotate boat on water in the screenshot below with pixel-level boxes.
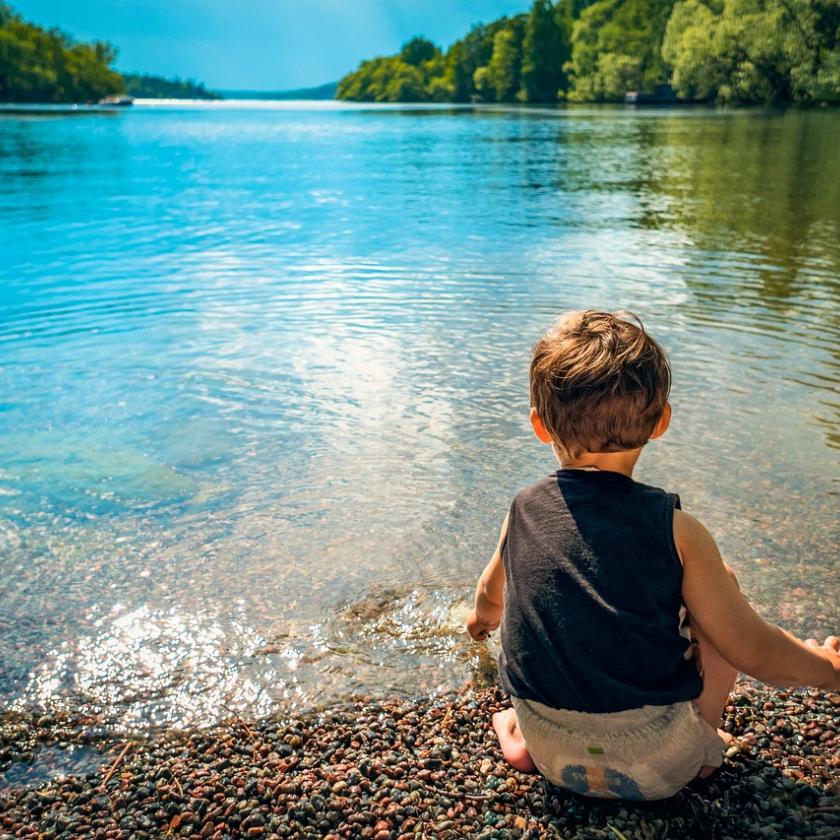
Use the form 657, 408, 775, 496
98, 95, 134, 107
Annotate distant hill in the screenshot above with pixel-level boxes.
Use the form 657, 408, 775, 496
123, 73, 221, 100
220, 81, 338, 101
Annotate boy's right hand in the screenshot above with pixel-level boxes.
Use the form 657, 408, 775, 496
805, 636, 840, 689
467, 512, 509, 642
467, 608, 500, 642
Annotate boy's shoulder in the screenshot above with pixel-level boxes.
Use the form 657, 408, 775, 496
510, 469, 679, 509
509, 471, 562, 507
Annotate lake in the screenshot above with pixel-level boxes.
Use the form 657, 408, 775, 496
1, 101, 838, 732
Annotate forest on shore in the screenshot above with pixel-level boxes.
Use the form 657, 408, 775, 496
0, 2, 121, 103
0, 3, 218, 103
337, 0, 840, 105
122, 74, 219, 100
2, 0, 837, 106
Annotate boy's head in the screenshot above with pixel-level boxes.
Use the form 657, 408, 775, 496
530, 310, 671, 459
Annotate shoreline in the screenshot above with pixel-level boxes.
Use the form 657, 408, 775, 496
1, 682, 837, 839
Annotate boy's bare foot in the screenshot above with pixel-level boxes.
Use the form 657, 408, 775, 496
492, 708, 536, 773
697, 728, 734, 779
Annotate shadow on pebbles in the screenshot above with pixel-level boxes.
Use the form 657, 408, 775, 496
0, 682, 837, 839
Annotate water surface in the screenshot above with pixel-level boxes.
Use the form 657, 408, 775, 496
1, 102, 838, 731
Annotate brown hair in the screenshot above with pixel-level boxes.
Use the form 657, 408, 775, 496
530, 310, 670, 458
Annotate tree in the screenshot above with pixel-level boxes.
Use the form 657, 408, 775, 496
445, 18, 519, 102
662, 0, 840, 104
784, 0, 840, 102
400, 37, 440, 67
556, 0, 601, 17
382, 61, 427, 101
486, 22, 525, 101
336, 12, 533, 104
520, 0, 572, 101
122, 73, 220, 99
424, 53, 455, 101
336, 55, 431, 102
566, 0, 676, 101
334, 0, 839, 104
0, 2, 123, 103
473, 65, 494, 100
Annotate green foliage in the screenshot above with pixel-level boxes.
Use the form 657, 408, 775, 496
335, 0, 839, 104
557, 0, 602, 18
785, 0, 840, 103
445, 18, 515, 101
337, 55, 427, 102
470, 15, 529, 102
337, 7, 554, 104
472, 65, 493, 100
0, 2, 123, 102
122, 73, 220, 100
566, 0, 676, 101
400, 37, 440, 67
521, 0, 572, 100
337, 36, 448, 102
663, 0, 840, 103
486, 23, 525, 101
334, 2, 573, 104
381, 61, 427, 102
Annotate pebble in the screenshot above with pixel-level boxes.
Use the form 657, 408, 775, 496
0, 682, 837, 839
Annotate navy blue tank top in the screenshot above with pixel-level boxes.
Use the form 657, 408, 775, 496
498, 468, 702, 713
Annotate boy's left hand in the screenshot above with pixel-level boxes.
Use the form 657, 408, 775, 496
467, 608, 500, 641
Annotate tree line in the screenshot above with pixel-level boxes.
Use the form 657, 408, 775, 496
0, 3, 218, 103
0, 2, 122, 103
336, 0, 840, 105
122, 74, 219, 101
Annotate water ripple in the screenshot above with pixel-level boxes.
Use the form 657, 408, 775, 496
1, 104, 838, 730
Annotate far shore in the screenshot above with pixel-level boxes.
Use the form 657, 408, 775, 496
5, 99, 833, 116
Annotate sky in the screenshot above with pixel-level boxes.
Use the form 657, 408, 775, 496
15, 1, 530, 91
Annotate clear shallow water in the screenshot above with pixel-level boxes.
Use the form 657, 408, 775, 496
1, 102, 838, 732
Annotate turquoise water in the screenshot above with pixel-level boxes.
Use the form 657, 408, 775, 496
1, 102, 838, 731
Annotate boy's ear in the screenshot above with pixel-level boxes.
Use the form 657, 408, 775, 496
649, 402, 671, 440
530, 407, 554, 444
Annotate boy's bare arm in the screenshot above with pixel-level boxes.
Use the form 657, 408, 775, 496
676, 509, 840, 690
466, 513, 509, 641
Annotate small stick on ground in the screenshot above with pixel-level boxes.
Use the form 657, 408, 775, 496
221, 703, 257, 740
100, 741, 133, 788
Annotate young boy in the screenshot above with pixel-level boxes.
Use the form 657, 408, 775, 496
467, 310, 840, 801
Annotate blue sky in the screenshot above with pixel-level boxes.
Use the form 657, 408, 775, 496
16, 1, 529, 90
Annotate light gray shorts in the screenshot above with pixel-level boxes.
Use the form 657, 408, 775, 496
511, 695, 726, 801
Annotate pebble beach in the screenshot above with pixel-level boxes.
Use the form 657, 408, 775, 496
1, 681, 837, 840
